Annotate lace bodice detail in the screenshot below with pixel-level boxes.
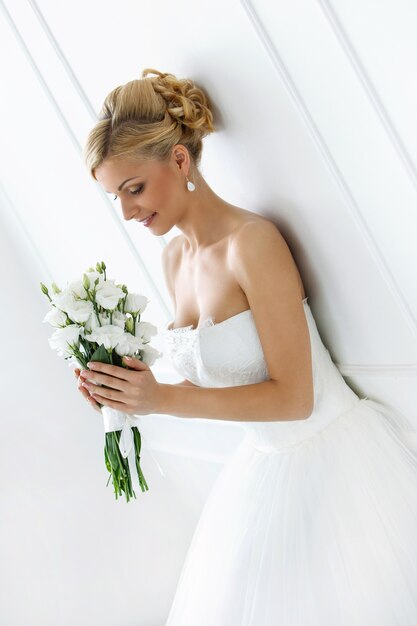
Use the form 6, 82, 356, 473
159, 298, 362, 445
161, 308, 269, 388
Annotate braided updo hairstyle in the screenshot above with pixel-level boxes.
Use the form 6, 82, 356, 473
83, 68, 216, 179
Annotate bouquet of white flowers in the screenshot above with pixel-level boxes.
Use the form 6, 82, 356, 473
40, 261, 163, 502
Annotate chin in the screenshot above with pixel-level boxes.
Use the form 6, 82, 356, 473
156, 226, 173, 237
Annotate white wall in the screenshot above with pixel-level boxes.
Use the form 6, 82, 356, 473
1, 1, 416, 624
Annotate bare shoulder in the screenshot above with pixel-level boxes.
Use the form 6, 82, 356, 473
228, 217, 305, 302
230, 216, 287, 249
229, 218, 291, 268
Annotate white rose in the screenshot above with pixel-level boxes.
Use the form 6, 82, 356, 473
43, 307, 67, 327
140, 344, 162, 366
65, 299, 95, 324
95, 281, 125, 310
50, 289, 76, 314
51, 289, 93, 324
112, 310, 128, 330
125, 293, 149, 314
86, 324, 124, 350
135, 320, 158, 343
68, 279, 87, 299
84, 311, 110, 332
114, 333, 145, 357
48, 324, 81, 357
85, 271, 106, 290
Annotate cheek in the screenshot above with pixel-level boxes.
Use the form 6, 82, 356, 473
154, 176, 181, 208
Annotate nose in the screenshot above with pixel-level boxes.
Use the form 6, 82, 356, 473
119, 198, 137, 221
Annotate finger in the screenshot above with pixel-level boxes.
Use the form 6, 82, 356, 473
80, 371, 129, 393
86, 383, 124, 403
85, 392, 102, 412
88, 397, 102, 413
89, 389, 129, 412
85, 361, 132, 382
74, 370, 100, 412
78, 378, 101, 411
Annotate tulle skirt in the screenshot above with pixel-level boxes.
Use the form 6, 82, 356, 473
165, 399, 417, 626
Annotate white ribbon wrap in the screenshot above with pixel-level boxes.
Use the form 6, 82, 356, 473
101, 406, 165, 493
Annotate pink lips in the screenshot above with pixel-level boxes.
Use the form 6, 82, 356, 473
141, 212, 157, 227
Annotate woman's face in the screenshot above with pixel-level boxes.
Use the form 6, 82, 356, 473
94, 149, 188, 234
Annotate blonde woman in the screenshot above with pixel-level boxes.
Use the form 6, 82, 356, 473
75, 69, 417, 624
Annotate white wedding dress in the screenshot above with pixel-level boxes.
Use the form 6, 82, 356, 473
160, 297, 417, 625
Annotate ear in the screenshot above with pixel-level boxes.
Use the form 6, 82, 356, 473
172, 144, 190, 175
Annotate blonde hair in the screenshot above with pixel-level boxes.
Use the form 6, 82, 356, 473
83, 68, 215, 179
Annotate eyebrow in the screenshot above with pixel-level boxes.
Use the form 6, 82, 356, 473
106, 176, 142, 194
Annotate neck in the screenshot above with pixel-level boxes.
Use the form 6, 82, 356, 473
176, 172, 237, 252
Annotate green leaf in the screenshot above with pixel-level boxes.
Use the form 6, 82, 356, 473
112, 352, 124, 368
104, 445, 111, 473
91, 344, 111, 364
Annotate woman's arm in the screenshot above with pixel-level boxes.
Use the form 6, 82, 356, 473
156, 379, 312, 421
157, 220, 314, 422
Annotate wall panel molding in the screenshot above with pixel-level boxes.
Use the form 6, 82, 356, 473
317, 0, 417, 194
240, 0, 417, 341
0, 0, 171, 317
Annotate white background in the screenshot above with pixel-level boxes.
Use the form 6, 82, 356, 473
1, 1, 416, 624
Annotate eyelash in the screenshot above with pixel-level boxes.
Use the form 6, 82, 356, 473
113, 185, 144, 201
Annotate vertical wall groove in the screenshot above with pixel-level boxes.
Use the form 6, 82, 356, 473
317, 0, 417, 195
240, 0, 417, 341
0, 0, 171, 318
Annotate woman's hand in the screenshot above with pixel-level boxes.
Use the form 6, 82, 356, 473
77, 356, 162, 415
74, 367, 102, 413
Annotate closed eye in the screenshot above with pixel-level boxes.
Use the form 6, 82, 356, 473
113, 185, 144, 201
130, 184, 144, 195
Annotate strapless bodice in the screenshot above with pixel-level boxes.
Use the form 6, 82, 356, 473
160, 299, 364, 452
162, 307, 269, 388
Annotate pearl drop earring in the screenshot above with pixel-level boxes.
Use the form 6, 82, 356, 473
186, 176, 195, 192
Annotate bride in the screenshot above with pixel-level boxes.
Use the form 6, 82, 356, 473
74, 68, 417, 625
